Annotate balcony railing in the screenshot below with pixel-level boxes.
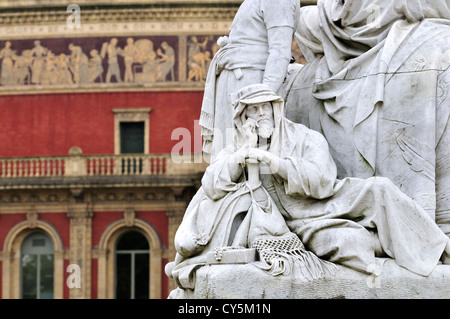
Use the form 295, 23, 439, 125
0, 153, 206, 179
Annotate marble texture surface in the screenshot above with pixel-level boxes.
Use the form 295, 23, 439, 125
170, 261, 450, 299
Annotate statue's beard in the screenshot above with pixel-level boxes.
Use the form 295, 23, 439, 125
257, 120, 274, 139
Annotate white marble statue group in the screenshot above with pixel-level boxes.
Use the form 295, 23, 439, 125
166, 0, 450, 294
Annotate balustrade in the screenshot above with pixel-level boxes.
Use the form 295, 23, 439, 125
0, 154, 174, 178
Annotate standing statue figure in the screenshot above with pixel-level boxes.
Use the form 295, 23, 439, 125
199, 0, 301, 161
167, 84, 450, 291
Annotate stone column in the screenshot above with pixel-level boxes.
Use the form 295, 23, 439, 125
94, 248, 107, 299
1, 251, 13, 299
53, 249, 65, 299
67, 208, 93, 299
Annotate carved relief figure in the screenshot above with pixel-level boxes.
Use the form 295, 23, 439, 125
187, 49, 211, 82
30, 40, 48, 85
88, 49, 103, 83
187, 36, 211, 82
123, 38, 138, 83
13, 49, 32, 85
55, 53, 73, 85
156, 41, 175, 82
68, 43, 89, 84
187, 36, 208, 61
0, 41, 17, 86
137, 39, 158, 83
101, 38, 123, 83
40, 51, 57, 86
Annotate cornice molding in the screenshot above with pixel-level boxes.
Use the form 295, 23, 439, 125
0, 0, 244, 9
0, 1, 316, 26
0, 5, 240, 26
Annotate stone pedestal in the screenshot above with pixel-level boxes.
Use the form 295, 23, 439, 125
169, 260, 450, 299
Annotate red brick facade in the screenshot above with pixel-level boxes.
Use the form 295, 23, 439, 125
0, 91, 203, 157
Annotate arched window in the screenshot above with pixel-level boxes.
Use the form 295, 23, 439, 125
115, 230, 150, 299
21, 232, 54, 299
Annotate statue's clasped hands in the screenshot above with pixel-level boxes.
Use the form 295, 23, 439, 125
232, 118, 274, 166
229, 118, 287, 179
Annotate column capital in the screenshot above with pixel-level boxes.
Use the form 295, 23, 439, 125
67, 209, 93, 221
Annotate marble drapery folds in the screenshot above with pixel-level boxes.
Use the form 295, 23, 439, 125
287, 0, 450, 229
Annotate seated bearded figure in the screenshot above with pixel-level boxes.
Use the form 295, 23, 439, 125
167, 84, 450, 290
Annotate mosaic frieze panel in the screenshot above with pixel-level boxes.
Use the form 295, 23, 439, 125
186, 35, 220, 82
0, 35, 221, 92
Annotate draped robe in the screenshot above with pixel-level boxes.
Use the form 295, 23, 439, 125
170, 89, 449, 289
285, 0, 450, 233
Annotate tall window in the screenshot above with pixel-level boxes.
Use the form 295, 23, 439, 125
120, 122, 145, 154
120, 122, 145, 174
115, 231, 150, 299
113, 108, 151, 155
21, 232, 54, 299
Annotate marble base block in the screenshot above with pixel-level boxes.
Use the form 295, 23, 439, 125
169, 260, 450, 299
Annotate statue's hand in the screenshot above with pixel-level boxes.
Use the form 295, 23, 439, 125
242, 118, 258, 148
231, 146, 250, 166
247, 148, 273, 164
247, 148, 287, 178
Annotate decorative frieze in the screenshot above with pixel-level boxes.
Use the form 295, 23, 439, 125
0, 3, 237, 94
0, 33, 224, 94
